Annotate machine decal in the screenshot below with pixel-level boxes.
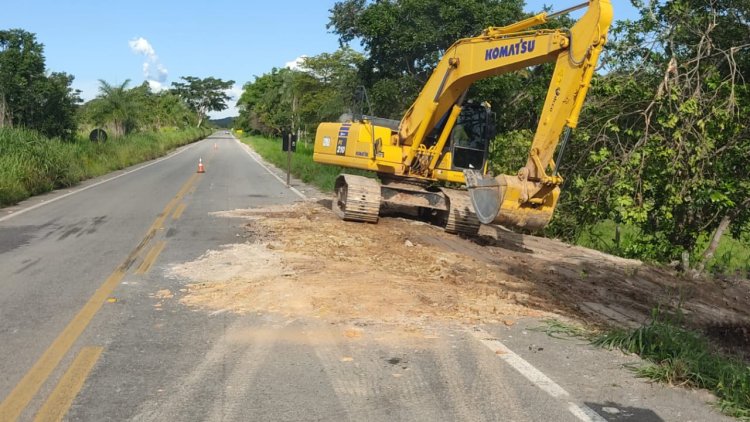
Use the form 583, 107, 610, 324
322, 136, 331, 147
485, 39, 536, 61
336, 124, 351, 155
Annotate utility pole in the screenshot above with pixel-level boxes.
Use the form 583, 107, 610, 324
282, 130, 296, 187
286, 132, 292, 187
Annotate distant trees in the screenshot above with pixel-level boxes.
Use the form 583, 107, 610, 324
170, 76, 235, 127
236, 48, 363, 136
79, 80, 197, 136
1, 27, 232, 140
0, 29, 80, 139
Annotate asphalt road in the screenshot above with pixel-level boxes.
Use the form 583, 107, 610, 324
0, 133, 733, 421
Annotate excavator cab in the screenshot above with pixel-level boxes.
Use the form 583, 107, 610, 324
449, 103, 494, 172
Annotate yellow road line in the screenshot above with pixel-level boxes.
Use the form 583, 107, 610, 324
150, 173, 198, 233
135, 241, 167, 275
33, 347, 103, 422
0, 270, 124, 421
0, 172, 199, 421
172, 203, 186, 220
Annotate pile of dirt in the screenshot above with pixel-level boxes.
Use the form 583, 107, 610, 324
169, 201, 750, 355
170, 202, 545, 327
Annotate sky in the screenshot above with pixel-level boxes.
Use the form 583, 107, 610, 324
1, 1, 639, 119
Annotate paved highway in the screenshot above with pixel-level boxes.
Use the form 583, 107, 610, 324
0, 133, 732, 421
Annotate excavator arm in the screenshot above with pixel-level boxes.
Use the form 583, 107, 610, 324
401, 1, 612, 169
399, 0, 613, 230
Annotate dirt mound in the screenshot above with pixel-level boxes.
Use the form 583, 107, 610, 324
170, 201, 750, 355
170, 202, 546, 326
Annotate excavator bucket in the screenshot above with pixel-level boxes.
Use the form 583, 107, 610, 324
464, 170, 559, 232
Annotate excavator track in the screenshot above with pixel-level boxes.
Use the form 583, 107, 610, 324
332, 174, 381, 223
441, 188, 481, 235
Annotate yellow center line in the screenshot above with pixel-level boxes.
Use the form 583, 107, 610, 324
171, 203, 186, 220
0, 171, 200, 422
135, 241, 167, 275
33, 347, 103, 422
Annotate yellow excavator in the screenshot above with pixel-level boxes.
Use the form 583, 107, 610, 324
313, 1, 613, 235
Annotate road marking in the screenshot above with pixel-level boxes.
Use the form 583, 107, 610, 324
33, 347, 103, 422
0, 172, 200, 421
172, 203, 186, 220
234, 138, 307, 199
135, 241, 167, 275
470, 328, 606, 422
0, 270, 125, 421
568, 402, 608, 422
0, 142, 198, 223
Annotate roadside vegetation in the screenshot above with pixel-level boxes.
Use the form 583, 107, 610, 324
536, 317, 750, 419
243, 135, 370, 191
0, 127, 207, 206
595, 315, 750, 420
0, 29, 232, 206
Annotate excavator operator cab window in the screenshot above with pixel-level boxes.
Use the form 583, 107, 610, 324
450, 105, 491, 171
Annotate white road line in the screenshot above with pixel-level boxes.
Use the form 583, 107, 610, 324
568, 402, 608, 422
233, 138, 307, 199
470, 328, 606, 422
0, 142, 197, 223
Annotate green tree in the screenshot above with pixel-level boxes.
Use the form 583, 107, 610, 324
554, 0, 750, 270
0, 29, 45, 128
328, 0, 525, 117
32, 72, 81, 139
0, 29, 79, 139
87, 79, 139, 136
150, 91, 195, 129
171, 76, 235, 127
298, 47, 364, 122
235, 68, 314, 135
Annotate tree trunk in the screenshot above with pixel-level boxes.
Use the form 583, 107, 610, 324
0, 95, 11, 128
695, 214, 732, 276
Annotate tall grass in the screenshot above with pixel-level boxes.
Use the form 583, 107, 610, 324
594, 313, 750, 420
0, 127, 208, 206
577, 220, 750, 278
243, 135, 371, 191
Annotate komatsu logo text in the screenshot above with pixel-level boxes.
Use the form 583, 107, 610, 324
485, 39, 535, 61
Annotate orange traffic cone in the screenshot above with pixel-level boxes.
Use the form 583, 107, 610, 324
197, 158, 205, 173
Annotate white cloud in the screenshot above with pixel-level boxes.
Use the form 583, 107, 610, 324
147, 80, 165, 92
129, 37, 156, 60
129, 37, 168, 90
285, 55, 307, 70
